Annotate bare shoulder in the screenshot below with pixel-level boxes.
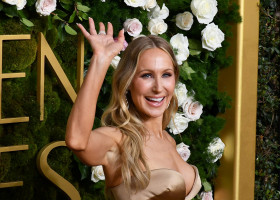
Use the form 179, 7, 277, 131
163, 130, 176, 147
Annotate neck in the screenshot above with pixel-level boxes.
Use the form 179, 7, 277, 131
142, 116, 164, 138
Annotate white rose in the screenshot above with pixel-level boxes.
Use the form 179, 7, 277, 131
111, 56, 121, 69
2, 0, 26, 10
101, 0, 105, 2
175, 50, 189, 65
174, 82, 188, 107
170, 33, 189, 65
124, 0, 146, 7
123, 18, 143, 37
168, 113, 189, 135
207, 137, 225, 163
16, 0, 26, 10
200, 191, 214, 200
35, 0, 57, 16
148, 3, 169, 20
176, 12, 194, 31
2, 0, 17, 6
91, 165, 105, 183
148, 18, 167, 35
142, 0, 156, 11
191, 0, 218, 24
176, 142, 191, 161
183, 98, 203, 121
201, 23, 224, 51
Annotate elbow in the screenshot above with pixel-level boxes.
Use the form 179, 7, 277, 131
65, 139, 87, 151
65, 132, 87, 151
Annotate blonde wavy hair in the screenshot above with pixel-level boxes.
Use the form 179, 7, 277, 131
102, 35, 179, 192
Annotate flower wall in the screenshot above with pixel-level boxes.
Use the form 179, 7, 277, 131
0, 0, 240, 199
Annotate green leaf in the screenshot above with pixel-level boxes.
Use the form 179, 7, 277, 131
60, 0, 73, 4
20, 18, 34, 27
68, 10, 76, 23
60, 2, 72, 11
3, 5, 18, 17
181, 62, 196, 80
189, 39, 202, 51
78, 11, 88, 20
54, 9, 68, 18
202, 179, 212, 192
189, 49, 201, 56
58, 23, 65, 42
65, 25, 77, 35
53, 15, 63, 21
17, 10, 26, 18
77, 4, 91, 12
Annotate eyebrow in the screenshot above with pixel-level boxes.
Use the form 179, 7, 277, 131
137, 67, 174, 73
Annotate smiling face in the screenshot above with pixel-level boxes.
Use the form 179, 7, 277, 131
129, 48, 176, 120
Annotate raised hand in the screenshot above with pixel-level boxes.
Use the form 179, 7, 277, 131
77, 17, 125, 62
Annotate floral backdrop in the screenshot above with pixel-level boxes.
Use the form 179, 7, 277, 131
0, 0, 240, 199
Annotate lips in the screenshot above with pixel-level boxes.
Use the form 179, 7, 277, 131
145, 96, 165, 107
145, 97, 165, 102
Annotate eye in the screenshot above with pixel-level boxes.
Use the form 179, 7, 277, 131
162, 73, 172, 78
141, 73, 152, 78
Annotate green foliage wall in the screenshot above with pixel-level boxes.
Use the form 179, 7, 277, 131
255, 0, 280, 199
0, 0, 240, 199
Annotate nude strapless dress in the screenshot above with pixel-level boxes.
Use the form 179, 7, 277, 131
106, 165, 202, 200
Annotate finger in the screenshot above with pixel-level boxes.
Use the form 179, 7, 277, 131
89, 17, 97, 35
117, 29, 125, 44
99, 22, 106, 34
107, 22, 113, 37
77, 23, 90, 38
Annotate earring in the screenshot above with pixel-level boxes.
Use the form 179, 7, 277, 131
125, 91, 129, 109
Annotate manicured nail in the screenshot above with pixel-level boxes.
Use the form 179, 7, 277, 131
76, 23, 80, 25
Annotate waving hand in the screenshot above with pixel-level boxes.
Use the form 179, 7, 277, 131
77, 18, 125, 62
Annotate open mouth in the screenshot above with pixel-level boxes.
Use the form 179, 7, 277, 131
145, 97, 165, 103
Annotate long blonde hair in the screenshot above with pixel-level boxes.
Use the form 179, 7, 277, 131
102, 35, 179, 191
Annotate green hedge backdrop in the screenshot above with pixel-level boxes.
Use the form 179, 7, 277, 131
0, 0, 241, 199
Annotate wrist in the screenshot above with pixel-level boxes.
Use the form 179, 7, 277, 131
92, 53, 113, 68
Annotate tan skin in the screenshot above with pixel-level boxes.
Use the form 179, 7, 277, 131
65, 18, 195, 195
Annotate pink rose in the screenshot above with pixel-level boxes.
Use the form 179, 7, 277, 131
200, 191, 213, 200
123, 18, 143, 37
35, 0, 57, 16
183, 97, 203, 121
176, 142, 191, 161
114, 38, 128, 51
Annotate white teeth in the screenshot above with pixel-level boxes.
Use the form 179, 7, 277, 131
147, 97, 164, 102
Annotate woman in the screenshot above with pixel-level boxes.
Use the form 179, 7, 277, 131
66, 18, 202, 200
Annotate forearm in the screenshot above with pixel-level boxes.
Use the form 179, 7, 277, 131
65, 55, 110, 150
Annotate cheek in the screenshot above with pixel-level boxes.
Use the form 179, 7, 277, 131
165, 79, 176, 93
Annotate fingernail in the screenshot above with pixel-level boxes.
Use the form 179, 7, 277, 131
76, 23, 80, 25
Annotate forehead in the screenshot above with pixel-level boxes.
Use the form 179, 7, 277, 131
136, 48, 174, 71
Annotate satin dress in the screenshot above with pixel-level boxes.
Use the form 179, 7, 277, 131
107, 165, 202, 200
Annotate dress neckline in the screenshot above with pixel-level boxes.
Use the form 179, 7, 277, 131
108, 168, 186, 190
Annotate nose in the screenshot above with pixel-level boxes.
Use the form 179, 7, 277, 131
152, 76, 163, 93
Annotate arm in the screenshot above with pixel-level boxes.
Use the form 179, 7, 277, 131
65, 18, 124, 165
